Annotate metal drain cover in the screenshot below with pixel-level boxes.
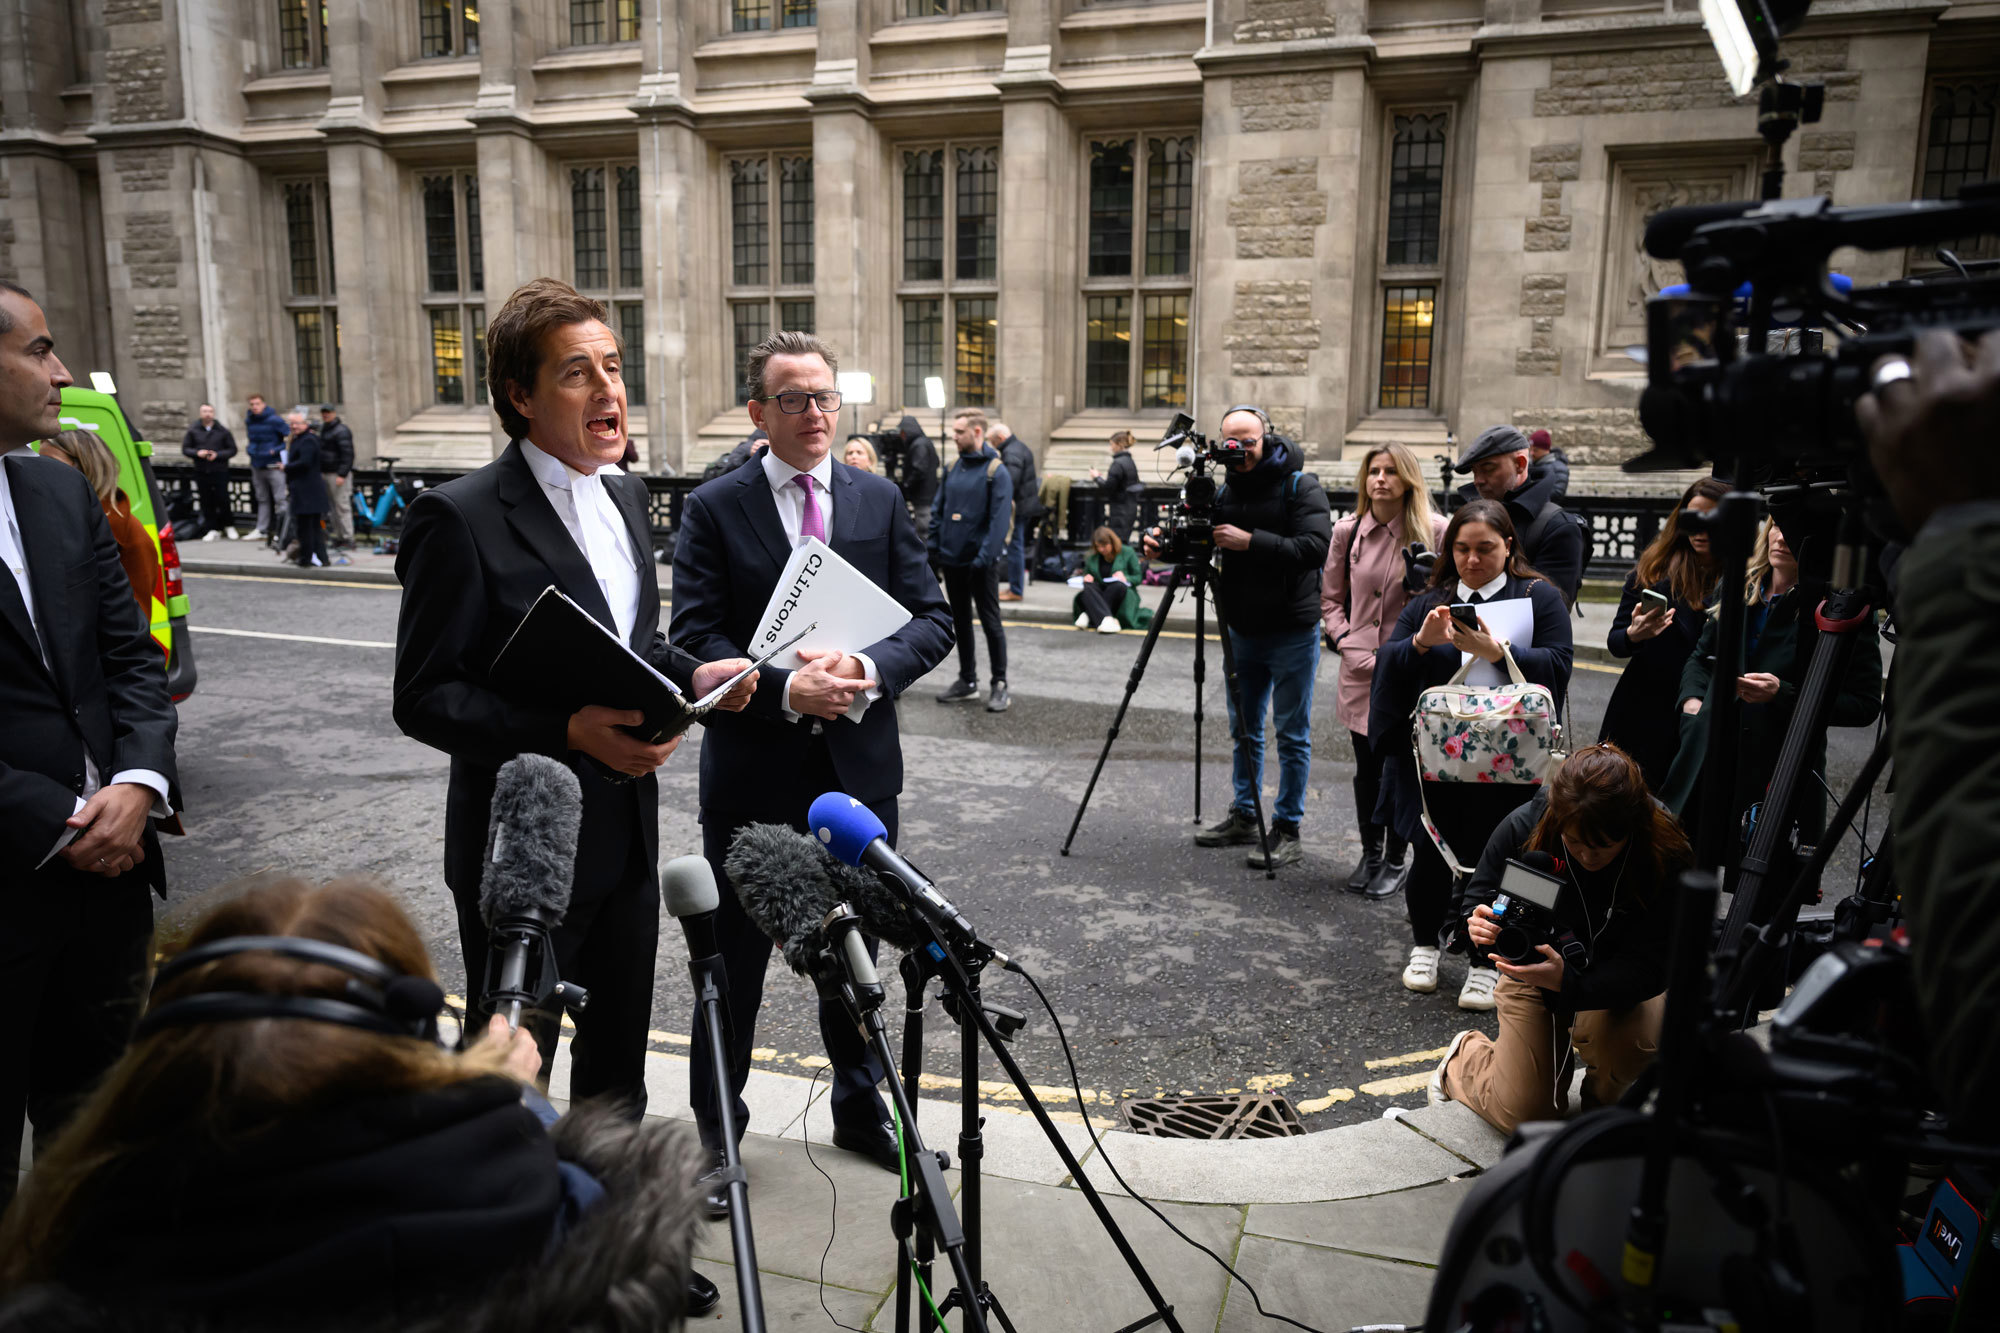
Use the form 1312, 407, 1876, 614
1119, 1093, 1305, 1139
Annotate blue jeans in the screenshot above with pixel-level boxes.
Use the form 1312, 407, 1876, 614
1003, 516, 1033, 594
1223, 624, 1321, 829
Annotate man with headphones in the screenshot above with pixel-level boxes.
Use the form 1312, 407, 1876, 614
1146, 405, 1332, 868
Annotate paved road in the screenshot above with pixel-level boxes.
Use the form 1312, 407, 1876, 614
163, 571, 1889, 1131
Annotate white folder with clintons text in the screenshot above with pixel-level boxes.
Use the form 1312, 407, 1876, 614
749, 537, 912, 722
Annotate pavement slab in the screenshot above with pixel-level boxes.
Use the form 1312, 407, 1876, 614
1244, 1176, 1480, 1265
1383, 1101, 1511, 1170
690, 1258, 884, 1330
1216, 1234, 1437, 1333
1076, 1115, 1469, 1204
692, 1131, 912, 1294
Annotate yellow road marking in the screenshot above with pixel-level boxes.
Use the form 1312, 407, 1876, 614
1294, 1088, 1357, 1113
1365, 1044, 1452, 1070
1358, 1070, 1434, 1097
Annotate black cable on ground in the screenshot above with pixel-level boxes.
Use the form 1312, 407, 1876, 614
798, 1065, 869, 1333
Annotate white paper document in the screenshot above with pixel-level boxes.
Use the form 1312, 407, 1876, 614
1458, 596, 1537, 687
749, 538, 914, 721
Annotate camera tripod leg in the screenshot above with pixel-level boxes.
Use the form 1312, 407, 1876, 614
1208, 582, 1276, 881
1192, 567, 1207, 824
1063, 561, 1195, 855
896, 954, 939, 1333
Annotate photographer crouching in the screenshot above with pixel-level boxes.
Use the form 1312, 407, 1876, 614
0, 878, 710, 1330
1428, 744, 1691, 1134
1145, 406, 1332, 869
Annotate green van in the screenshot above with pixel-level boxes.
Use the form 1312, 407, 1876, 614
42, 384, 198, 701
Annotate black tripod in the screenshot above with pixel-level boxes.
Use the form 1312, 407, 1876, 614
1060, 547, 1276, 880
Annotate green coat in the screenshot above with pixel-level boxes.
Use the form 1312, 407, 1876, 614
1659, 583, 1882, 843
1070, 547, 1153, 630
1894, 507, 2000, 1127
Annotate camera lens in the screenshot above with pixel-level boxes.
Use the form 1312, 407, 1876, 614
1493, 926, 1536, 966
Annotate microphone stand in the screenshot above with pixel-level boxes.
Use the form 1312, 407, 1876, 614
688, 948, 767, 1333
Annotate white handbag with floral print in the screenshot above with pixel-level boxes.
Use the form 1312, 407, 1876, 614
1411, 642, 1564, 875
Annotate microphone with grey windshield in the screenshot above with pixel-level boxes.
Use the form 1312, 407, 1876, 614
726, 821, 933, 976
479, 754, 589, 1029
663, 853, 767, 1333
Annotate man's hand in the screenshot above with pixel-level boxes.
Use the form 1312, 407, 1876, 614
1466, 903, 1501, 949
1213, 524, 1252, 552
1412, 603, 1457, 651
1493, 942, 1565, 992
1447, 613, 1503, 664
1736, 672, 1781, 704
1141, 529, 1163, 560
691, 657, 759, 712
198, 448, 215, 461
1682, 697, 1703, 716
788, 648, 877, 720
59, 782, 155, 877
1627, 603, 1674, 642
1856, 328, 2000, 534
567, 705, 681, 776
475, 1012, 545, 1082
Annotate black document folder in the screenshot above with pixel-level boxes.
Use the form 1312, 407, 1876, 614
489, 586, 812, 744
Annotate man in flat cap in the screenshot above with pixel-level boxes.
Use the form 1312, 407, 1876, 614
1454, 424, 1585, 605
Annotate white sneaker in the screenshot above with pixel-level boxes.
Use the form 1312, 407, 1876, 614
249, 528, 266, 539
224, 526, 241, 540
1402, 945, 1441, 993
1097, 616, 1120, 634
1428, 1029, 1477, 1106
200, 529, 220, 542
1458, 966, 1499, 1012
1075, 613, 1092, 629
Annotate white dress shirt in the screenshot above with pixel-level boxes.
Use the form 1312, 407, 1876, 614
520, 440, 644, 647
0, 447, 172, 867
757, 449, 880, 720
1456, 570, 1509, 603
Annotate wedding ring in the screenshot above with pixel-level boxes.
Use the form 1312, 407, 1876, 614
1871, 357, 1914, 392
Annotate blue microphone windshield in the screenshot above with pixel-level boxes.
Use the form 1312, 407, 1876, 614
809, 791, 886, 866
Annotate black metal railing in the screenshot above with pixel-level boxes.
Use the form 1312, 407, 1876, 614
154, 463, 1674, 584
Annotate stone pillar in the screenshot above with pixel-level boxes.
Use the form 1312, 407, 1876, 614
0, 3, 92, 399
994, 0, 1069, 458
472, 0, 547, 458
809, 104, 891, 417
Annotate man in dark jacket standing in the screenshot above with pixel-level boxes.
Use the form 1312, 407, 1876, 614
244, 394, 288, 540
181, 403, 238, 541
988, 420, 1044, 601
929, 408, 1012, 712
1526, 428, 1570, 496
897, 414, 940, 539
1455, 424, 1584, 605
1146, 407, 1332, 868
318, 404, 355, 555
282, 409, 328, 568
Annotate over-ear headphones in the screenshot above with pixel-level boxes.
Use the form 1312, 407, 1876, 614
134, 935, 449, 1046
1220, 403, 1273, 437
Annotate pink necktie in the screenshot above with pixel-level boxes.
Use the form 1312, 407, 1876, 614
793, 473, 825, 543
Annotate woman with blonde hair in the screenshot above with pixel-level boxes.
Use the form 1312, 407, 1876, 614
0, 877, 715, 1327
1321, 443, 1446, 899
843, 434, 879, 473
1072, 525, 1153, 633
39, 429, 161, 632
1597, 477, 1726, 787
1091, 429, 1142, 540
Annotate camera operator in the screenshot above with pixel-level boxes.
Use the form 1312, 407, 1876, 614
1145, 406, 1331, 869
0, 877, 715, 1327
1453, 425, 1586, 606
1428, 744, 1690, 1134
895, 414, 941, 538
1857, 326, 2000, 1134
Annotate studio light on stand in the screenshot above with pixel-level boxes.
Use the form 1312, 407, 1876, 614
924, 375, 946, 444
837, 370, 875, 446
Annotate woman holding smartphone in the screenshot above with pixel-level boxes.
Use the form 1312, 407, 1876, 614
1598, 477, 1727, 788
1322, 443, 1447, 898
1371, 500, 1573, 1006
1427, 744, 1689, 1133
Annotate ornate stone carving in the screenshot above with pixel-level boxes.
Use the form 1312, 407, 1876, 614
1594, 152, 1758, 364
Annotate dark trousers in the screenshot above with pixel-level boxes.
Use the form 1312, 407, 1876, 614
1350, 729, 1405, 857
293, 512, 326, 567
692, 757, 892, 1152
1406, 782, 1537, 947
193, 470, 233, 531
453, 819, 659, 1118
1, 864, 153, 1210
943, 561, 1007, 684
1077, 580, 1130, 624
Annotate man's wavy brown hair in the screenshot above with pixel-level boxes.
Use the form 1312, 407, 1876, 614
486, 277, 614, 442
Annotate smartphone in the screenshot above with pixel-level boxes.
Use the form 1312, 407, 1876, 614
1450, 603, 1481, 632
1499, 859, 1564, 910
1640, 589, 1671, 611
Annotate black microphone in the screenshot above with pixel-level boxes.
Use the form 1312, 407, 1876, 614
479, 753, 584, 1028
725, 823, 929, 977
1642, 200, 1757, 260
663, 855, 722, 961
1402, 541, 1436, 596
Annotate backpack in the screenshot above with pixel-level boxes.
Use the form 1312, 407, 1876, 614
984, 456, 1014, 538
1521, 500, 1592, 609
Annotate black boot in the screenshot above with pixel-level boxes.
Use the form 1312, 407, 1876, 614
1342, 824, 1385, 893
1363, 830, 1410, 900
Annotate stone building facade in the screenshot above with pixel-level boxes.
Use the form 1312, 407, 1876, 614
0, 0, 1992, 477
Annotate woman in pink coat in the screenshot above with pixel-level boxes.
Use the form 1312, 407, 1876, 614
1321, 443, 1447, 898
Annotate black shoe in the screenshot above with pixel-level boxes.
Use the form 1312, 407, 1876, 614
986, 680, 1011, 712
936, 678, 980, 704
1247, 823, 1303, 870
1363, 853, 1409, 900
687, 1271, 721, 1317
1343, 824, 1386, 893
698, 1160, 731, 1221
1195, 809, 1259, 847
831, 1119, 904, 1175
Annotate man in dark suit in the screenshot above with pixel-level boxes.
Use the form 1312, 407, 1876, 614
0, 281, 180, 1208
670, 331, 953, 1171
394, 278, 757, 1130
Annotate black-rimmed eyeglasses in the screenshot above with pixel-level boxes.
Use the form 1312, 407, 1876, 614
754, 390, 842, 414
